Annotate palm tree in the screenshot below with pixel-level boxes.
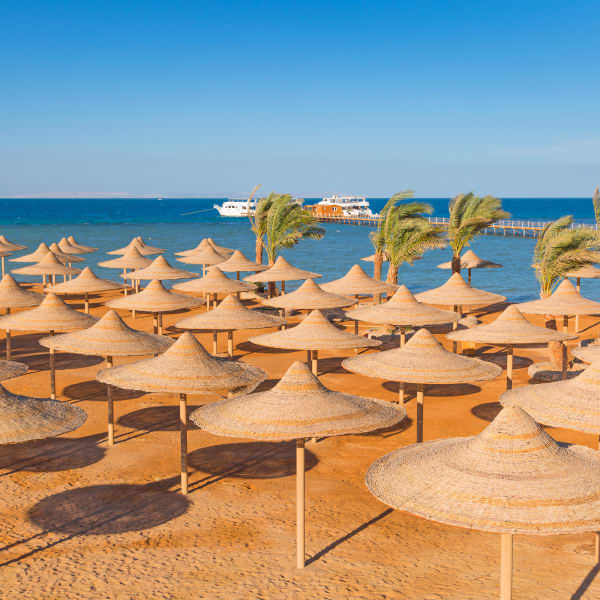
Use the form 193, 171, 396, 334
534, 215, 600, 298
533, 215, 600, 371
246, 185, 271, 264
447, 193, 508, 272
264, 195, 324, 265
369, 191, 415, 281
593, 186, 600, 226
385, 219, 446, 284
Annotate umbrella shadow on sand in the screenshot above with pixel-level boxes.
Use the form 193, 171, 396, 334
0, 433, 106, 475
188, 441, 318, 486
358, 417, 413, 439
63, 380, 147, 403
382, 381, 481, 398
0, 478, 189, 566
471, 401, 503, 422
18, 351, 104, 372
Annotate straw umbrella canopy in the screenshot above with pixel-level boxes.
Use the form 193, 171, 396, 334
107, 279, 202, 334
244, 256, 321, 296
572, 341, 600, 364
66, 236, 97, 253
565, 266, 600, 331
176, 293, 285, 357
172, 266, 255, 306
437, 249, 502, 285
97, 331, 266, 494
98, 245, 153, 279
47, 267, 127, 313
191, 359, 405, 568
215, 250, 269, 280
415, 273, 506, 311
365, 406, 600, 600
12, 251, 82, 284
361, 253, 388, 263
40, 310, 173, 445
0, 360, 28, 380
0, 274, 44, 359
0, 293, 97, 399
447, 305, 576, 390
249, 309, 381, 375
57, 237, 85, 255
320, 264, 398, 298
175, 238, 234, 257
262, 279, 354, 311
342, 328, 501, 442
107, 236, 165, 256
0, 235, 26, 252
48, 242, 84, 265
10, 242, 53, 264
0, 384, 87, 445
518, 279, 600, 338
121, 256, 198, 283
346, 285, 460, 344
501, 361, 600, 445
176, 244, 228, 275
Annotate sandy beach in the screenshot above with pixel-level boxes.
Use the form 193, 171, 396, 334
1, 287, 599, 600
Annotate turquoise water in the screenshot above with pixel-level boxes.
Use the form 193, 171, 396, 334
0, 197, 597, 302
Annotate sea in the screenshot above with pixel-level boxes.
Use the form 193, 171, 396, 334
0, 197, 597, 303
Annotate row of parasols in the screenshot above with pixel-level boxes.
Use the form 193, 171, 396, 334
2, 234, 600, 599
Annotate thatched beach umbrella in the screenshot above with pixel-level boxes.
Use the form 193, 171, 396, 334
48, 267, 127, 313
66, 235, 97, 253
0, 293, 97, 399
447, 305, 576, 390
0, 274, 43, 359
176, 244, 228, 275
321, 264, 397, 299
191, 360, 405, 568
262, 279, 354, 311
366, 405, 600, 599
0, 359, 28, 380
572, 341, 600, 364
121, 255, 197, 283
437, 249, 502, 285
175, 238, 234, 257
346, 285, 460, 344
244, 256, 321, 296
12, 251, 82, 285
57, 236, 85, 255
97, 332, 266, 494
40, 310, 173, 445
172, 266, 255, 308
342, 328, 501, 442
0, 384, 87, 445
215, 249, 269, 280
107, 279, 202, 334
176, 294, 284, 356
48, 242, 84, 265
0, 247, 13, 277
10, 242, 53, 264
249, 309, 380, 375
566, 265, 600, 331
0, 235, 26, 252
107, 236, 165, 256
98, 246, 153, 297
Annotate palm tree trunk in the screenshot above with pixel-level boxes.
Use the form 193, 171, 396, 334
373, 251, 383, 280
267, 256, 276, 297
451, 254, 461, 274
541, 289, 564, 372
255, 237, 264, 265
386, 264, 398, 285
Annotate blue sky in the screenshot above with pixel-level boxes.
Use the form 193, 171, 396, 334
1, 0, 599, 197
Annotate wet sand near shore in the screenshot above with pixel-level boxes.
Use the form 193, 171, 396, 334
0, 288, 599, 600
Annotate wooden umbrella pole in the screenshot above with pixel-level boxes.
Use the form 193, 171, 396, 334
562, 315, 569, 334
106, 356, 114, 445
500, 533, 513, 600
52, 274, 56, 286
595, 532, 600, 563
416, 383, 424, 443
398, 382, 404, 404
296, 438, 306, 569
1, 255, 5, 277
42, 274, 47, 287
506, 346, 513, 391
212, 330, 218, 354
354, 319, 359, 336
236, 271, 240, 281
84, 292, 89, 314
213, 293, 218, 309
179, 393, 188, 494
561, 340, 567, 382
227, 330, 233, 357
467, 268, 472, 286
206, 294, 210, 310
400, 327, 406, 347
452, 306, 459, 353
311, 350, 318, 376
306, 349, 312, 370
158, 312, 163, 335
281, 281, 286, 295
49, 330, 56, 400
576, 277, 581, 293
153, 314, 158, 334
5, 307, 11, 360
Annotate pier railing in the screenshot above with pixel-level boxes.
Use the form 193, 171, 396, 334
314, 215, 598, 237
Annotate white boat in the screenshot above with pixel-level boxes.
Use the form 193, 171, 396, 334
214, 198, 258, 217
316, 195, 376, 217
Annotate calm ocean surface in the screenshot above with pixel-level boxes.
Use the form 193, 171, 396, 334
1, 197, 597, 303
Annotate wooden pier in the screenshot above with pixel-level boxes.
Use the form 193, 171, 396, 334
315, 215, 597, 238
